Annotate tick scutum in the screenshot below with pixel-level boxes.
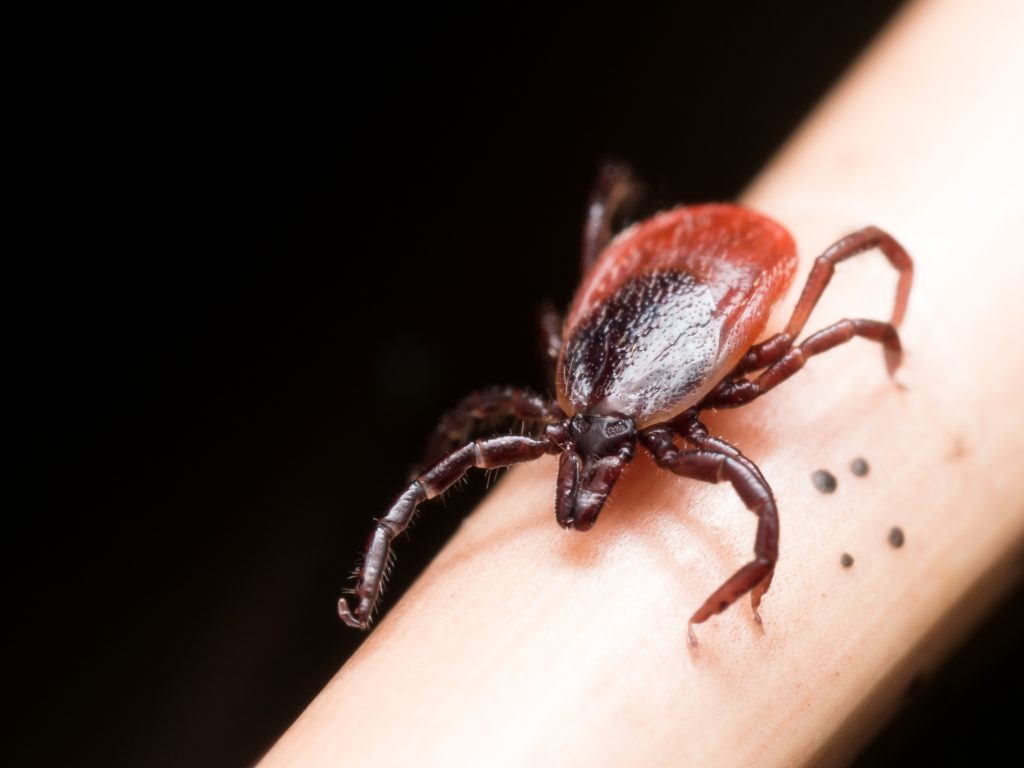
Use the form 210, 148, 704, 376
560, 270, 720, 424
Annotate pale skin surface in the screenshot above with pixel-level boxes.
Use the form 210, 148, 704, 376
261, 2, 1024, 765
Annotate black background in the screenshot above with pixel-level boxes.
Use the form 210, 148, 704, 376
9, 4, 1021, 766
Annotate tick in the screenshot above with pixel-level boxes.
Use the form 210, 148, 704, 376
338, 164, 913, 645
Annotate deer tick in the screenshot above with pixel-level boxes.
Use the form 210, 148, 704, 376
338, 164, 913, 645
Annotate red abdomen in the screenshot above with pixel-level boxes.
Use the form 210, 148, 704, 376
557, 205, 797, 427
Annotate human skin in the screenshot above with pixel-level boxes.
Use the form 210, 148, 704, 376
260, 1, 1024, 765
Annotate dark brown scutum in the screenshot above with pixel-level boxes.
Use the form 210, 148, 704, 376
561, 270, 720, 422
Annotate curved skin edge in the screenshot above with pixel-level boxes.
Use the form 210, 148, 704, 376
261, 3, 1024, 767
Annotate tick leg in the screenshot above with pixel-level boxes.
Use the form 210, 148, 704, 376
422, 387, 563, 467
676, 415, 770, 487
339, 434, 558, 629
581, 163, 644, 274
708, 318, 901, 409
679, 421, 777, 609
537, 301, 563, 383
728, 333, 795, 377
792, 226, 913, 331
729, 226, 913, 377
641, 428, 778, 647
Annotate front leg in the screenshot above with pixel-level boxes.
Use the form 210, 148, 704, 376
340, 434, 558, 629
580, 162, 644, 274
641, 427, 778, 647
537, 301, 563, 384
421, 387, 563, 467
675, 415, 771, 488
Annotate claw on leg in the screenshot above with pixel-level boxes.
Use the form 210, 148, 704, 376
338, 596, 368, 629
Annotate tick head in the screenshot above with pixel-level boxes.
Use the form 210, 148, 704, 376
555, 413, 636, 531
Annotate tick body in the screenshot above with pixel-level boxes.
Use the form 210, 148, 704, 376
338, 164, 913, 645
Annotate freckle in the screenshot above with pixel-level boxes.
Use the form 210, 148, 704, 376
812, 469, 837, 494
850, 457, 869, 477
840, 553, 854, 568
888, 526, 905, 548
947, 435, 968, 461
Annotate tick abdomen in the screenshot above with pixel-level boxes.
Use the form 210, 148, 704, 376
558, 205, 798, 426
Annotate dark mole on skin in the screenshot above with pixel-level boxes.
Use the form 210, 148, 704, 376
840, 553, 854, 568
888, 526, 905, 548
812, 469, 838, 494
850, 457, 869, 477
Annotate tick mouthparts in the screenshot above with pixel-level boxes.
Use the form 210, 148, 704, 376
555, 452, 581, 529
566, 487, 608, 531
555, 449, 626, 531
